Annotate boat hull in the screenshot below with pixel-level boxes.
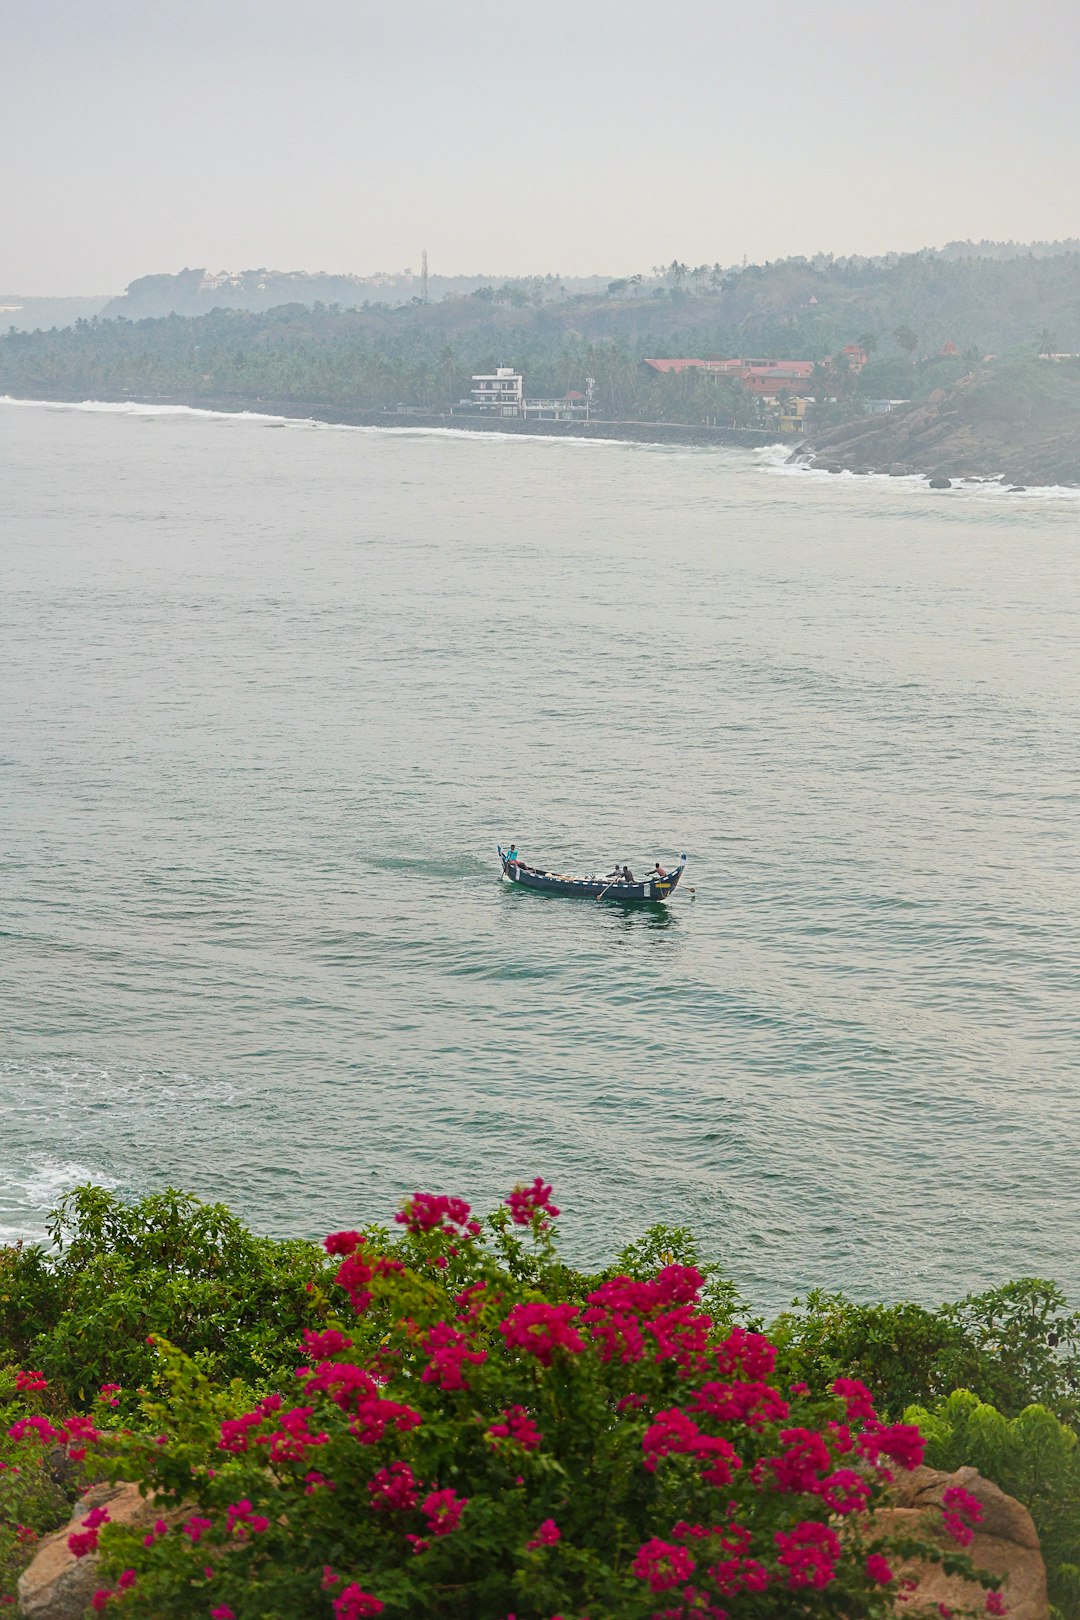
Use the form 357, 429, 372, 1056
498, 853, 685, 904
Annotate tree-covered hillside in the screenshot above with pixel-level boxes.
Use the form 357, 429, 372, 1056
3, 248, 1079, 430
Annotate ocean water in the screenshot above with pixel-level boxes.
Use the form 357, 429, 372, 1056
2, 396, 1079, 1312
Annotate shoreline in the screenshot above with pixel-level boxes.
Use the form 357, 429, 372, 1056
0, 388, 776, 451
6, 389, 1076, 490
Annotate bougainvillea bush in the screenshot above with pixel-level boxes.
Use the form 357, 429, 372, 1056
11, 1182, 999, 1620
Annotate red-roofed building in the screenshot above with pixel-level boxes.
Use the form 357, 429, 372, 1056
641, 357, 709, 374
642, 356, 815, 396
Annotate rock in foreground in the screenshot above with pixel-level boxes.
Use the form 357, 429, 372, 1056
18, 1481, 181, 1620
878, 1465, 1049, 1620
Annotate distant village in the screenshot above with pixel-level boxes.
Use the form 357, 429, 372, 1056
464, 345, 909, 433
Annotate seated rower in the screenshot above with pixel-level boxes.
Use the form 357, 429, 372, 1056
621, 865, 635, 883
648, 861, 668, 879
505, 843, 520, 867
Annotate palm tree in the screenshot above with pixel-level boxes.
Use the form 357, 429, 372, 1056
1036, 328, 1058, 357
437, 343, 458, 405
893, 325, 918, 360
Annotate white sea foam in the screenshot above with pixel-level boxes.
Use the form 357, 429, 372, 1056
754, 440, 1080, 502
0, 394, 289, 425
0, 1155, 118, 1242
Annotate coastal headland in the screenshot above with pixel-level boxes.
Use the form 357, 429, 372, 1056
796, 357, 1080, 488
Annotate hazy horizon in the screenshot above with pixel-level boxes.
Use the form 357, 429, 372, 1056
3, 0, 1079, 297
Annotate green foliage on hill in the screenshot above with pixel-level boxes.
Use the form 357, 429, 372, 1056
2, 247, 1078, 421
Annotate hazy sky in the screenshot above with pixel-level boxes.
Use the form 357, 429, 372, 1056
4, 0, 1079, 294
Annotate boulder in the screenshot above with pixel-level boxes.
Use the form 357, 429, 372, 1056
18, 1481, 183, 1620
875, 1465, 1048, 1620
927, 475, 952, 488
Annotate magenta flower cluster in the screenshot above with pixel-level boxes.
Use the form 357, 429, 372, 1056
4, 1178, 1005, 1620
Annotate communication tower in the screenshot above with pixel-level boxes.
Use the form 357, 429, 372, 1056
421, 249, 429, 304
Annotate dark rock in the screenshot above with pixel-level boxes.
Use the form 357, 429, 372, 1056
927, 476, 952, 488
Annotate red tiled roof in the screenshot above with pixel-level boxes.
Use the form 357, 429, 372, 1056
641, 357, 706, 373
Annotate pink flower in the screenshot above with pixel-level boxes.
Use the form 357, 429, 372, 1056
324, 1230, 363, 1256
14, 1370, 48, 1392
709, 1555, 771, 1594
832, 1377, 877, 1421
394, 1192, 478, 1238
815, 1468, 873, 1515
255, 1404, 331, 1460
225, 1499, 269, 1537
182, 1516, 213, 1545
143, 1517, 169, 1547
713, 1326, 777, 1381
335, 1251, 375, 1315
421, 1321, 487, 1391
454, 1281, 488, 1324
858, 1420, 925, 1472
332, 1586, 384, 1620
368, 1462, 419, 1512
866, 1553, 894, 1585
499, 1302, 585, 1365
774, 1521, 841, 1590
422, 1487, 467, 1536
688, 1380, 789, 1431
487, 1405, 542, 1451
89, 1592, 111, 1613
211, 1609, 235, 1620
764, 1427, 832, 1493
7, 1415, 61, 1444
68, 1506, 110, 1559
302, 1328, 354, 1358
942, 1485, 983, 1523
586, 1265, 704, 1317
505, 1177, 561, 1226
349, 1394, 422, 1447
631, 1537, 695, 1593
117, 1571, 136, 1591
985, 1594, 1007, 1616
405, 1534, 429, 1554
526, 1519, 561, 1550
321, 1567, 341, 1589
641, 1407, 741, 1486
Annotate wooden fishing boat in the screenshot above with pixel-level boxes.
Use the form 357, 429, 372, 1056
498, 848, 687, 903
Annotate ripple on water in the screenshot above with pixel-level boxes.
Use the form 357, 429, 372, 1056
1, 402, 1078, 1309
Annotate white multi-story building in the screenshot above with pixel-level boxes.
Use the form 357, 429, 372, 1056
471, 368, 524, 416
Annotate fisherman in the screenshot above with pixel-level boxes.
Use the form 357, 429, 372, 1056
505, 844, 520, 867
622, 865, 635, 883
648, 861, 668, 879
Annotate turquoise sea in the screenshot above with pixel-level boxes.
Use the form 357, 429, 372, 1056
2, 397, 1078, 1311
